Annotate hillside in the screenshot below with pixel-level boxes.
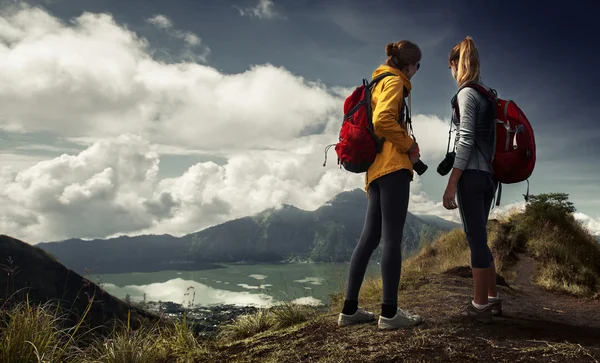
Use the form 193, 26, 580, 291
0, 235, 157, 334
38, 189, 453, 274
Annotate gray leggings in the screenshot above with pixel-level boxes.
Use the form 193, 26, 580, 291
457, 169, 496, 269
344, 169, 411, 305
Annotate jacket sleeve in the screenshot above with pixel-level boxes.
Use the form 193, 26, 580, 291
372, 77, 415, 153
454, 87, 479, 170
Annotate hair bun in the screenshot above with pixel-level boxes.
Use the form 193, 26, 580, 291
385, 42, 396, 56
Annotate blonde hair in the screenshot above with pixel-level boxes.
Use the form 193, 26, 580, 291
449, 36, 480, 86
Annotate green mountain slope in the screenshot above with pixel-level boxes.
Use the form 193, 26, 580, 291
183, 188, 451, 263
39, 189, 452, 273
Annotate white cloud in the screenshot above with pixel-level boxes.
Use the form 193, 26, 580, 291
0, 135, 167, 241
235, 0, 284, 20
408, 174, 461, 222
0, 134, 368, 242
409, 113, 455, 163
146, 14, 209, 62
147, 14, 172, 29
0, 5, 335, 151
573, 213, 600, 236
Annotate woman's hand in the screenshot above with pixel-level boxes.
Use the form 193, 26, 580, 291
443, 182, 458, 210
443, 167, 463, 210
408, 142, 420, 164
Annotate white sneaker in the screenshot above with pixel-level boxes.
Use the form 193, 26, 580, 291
378, 309, 422, 330
338, 308, 377, 327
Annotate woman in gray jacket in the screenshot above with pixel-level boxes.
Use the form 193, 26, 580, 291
443, 36, 501, 323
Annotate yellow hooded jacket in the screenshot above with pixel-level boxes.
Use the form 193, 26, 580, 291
365, 65, 416, 192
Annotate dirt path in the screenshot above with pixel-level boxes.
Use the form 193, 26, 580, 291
505, 253, 600, 329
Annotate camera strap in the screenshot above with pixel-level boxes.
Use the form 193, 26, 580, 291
405, 93, 418, 143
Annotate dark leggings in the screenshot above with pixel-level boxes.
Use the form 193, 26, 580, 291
344, 169, 411, 305
456, 170, 496, 269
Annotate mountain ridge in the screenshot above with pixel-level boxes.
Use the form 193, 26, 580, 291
37, 188, 458, 275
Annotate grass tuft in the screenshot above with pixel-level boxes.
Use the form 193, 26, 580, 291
218, 301, 319, 342
219, 308, 275, 341
84, 324, 169, 363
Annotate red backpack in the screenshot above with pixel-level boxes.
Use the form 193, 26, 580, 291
323, 72, 403, 173
452, 83, 536, 206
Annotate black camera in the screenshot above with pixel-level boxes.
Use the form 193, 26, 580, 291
437, 151, 456, 176
413, 159, 428, 176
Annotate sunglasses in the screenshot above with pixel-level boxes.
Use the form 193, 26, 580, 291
417, 63, 420, 70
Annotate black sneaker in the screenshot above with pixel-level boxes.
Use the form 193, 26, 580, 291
461, 301, 492, 324
488, 298, 502, 317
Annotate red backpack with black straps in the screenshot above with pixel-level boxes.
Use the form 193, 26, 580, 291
323, 72, 407, 173
452, 83, 536, 205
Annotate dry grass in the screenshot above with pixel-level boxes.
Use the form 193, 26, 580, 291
525, 218, 600, 297
218, 302, 317, 342
0, 295, 92, 363
219, 308, 275, 341
403, 229, 472, 275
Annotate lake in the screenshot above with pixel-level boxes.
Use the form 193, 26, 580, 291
95, 262, 381, 308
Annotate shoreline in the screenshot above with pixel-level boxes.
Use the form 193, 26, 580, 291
132, 300, 329, 336
90, 259, 333, 276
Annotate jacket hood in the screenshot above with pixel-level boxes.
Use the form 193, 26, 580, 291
372, 65, 412, 94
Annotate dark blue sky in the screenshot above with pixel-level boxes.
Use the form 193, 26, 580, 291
19, 0, 600, 214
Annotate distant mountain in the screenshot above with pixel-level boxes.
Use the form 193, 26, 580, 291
0, 235, 156, 332
37, 234, 222, 275
184, 189, 448, 264
413, 214, 462, 231
39, 189, 453, 274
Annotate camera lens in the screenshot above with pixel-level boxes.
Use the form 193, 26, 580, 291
413, 160, 428, 176
436, 152, 455, 176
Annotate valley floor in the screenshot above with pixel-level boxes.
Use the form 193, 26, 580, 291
202, 253, 600, 363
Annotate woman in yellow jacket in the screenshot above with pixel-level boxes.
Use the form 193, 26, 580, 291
338, 40, 424, 330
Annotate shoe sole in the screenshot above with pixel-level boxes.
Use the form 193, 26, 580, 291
338, 319, 376, 327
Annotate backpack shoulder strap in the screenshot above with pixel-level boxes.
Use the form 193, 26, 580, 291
459, 82, 497, 100
452, 82, 498, 119
364, 71, 398, 123
367, 72, 395, 88
362, 72, 397, 150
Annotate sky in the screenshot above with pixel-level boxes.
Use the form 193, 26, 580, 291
0, 0, 599, 243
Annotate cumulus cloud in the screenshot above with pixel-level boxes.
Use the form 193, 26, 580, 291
0, 134, 368, 242
408, 174, 461, 222
234, 0, 284, 20
573, 213, 600, 236
0, 4, 335, 151
0, 135, 167, 241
